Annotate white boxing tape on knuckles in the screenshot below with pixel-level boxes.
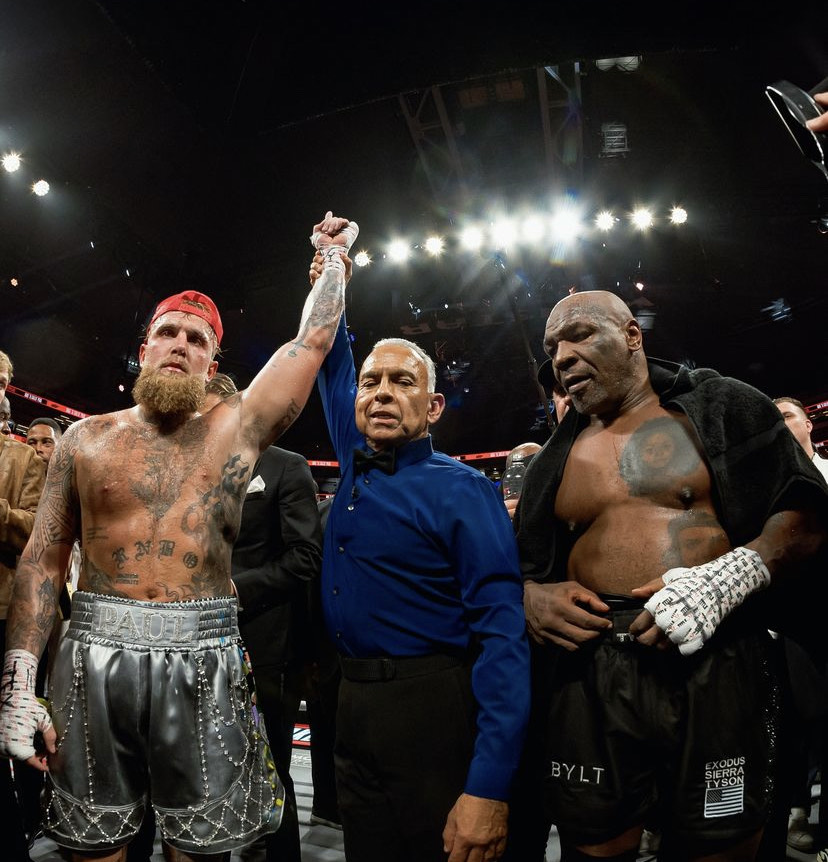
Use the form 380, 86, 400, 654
310, 211, 360, 256
0, 649, 53, 760
644, 547, 771, 656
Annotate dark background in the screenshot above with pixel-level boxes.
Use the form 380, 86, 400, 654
2, 1, 826, 460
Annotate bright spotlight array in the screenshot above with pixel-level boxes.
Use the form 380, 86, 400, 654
365, 202, 689, 266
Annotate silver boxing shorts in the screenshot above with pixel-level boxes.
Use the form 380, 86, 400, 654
42, 591, 284, 854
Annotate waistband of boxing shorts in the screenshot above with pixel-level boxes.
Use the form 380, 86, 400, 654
68, 590, 239, 648
592, 593, 645, 645
340, 652, 466, 682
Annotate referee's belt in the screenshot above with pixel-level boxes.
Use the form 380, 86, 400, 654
339, 653, 465, 682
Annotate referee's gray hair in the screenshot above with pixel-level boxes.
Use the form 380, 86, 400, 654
370, 338, 437, 391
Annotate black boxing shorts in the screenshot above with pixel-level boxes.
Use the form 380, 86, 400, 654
541, 599, 779, 849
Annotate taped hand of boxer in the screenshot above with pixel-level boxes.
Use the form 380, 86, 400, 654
0, 649, 55, 770
310, 211, 359, 253
642, 547, 771, 656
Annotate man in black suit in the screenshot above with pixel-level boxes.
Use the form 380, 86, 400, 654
203, 372, 323, 862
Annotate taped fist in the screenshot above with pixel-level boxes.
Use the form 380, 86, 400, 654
0, 649, 55, 768
310, 211, 360, 254
644, 547, 771, 656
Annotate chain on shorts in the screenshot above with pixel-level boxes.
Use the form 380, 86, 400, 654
42, 592, 284, 853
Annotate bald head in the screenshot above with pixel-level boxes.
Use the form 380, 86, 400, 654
550, 290, 635, 326
543, 290, 649, 419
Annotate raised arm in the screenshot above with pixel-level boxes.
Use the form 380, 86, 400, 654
1, 425, 80, 768
241, 212, 358, 450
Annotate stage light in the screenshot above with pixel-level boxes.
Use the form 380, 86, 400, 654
521, 215, 546, 243
459, 226, 484, 251
2, 152, 21, 173
490, 219, 517, 250
595, 211, 615, 231
387, 239, 410, 263
631, 208, 654, 230
550, 208, 583, 244
353, 250, 371, 267
670, 206, 688, 225
10, 277, 19, 287
31, 179, 50, 196
424, 236, 444, 256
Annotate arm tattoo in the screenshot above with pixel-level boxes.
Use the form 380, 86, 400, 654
7, 561, 59, 652
7, 428, 78, 652
289, 267, 345, 357
28, 430, 79, 562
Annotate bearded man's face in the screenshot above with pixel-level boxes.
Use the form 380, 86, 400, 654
132, 365, 206, 417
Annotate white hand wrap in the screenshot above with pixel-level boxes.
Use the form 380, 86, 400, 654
310, 211, 360, 254
644, 547, 771, 656
0, 649, 53, 760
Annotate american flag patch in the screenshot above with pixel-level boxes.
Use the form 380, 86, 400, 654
704, 784, 744, 818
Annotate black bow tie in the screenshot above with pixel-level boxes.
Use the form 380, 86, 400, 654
353, 447, 396, 476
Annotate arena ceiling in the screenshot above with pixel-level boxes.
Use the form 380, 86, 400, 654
1, 1, 826, 458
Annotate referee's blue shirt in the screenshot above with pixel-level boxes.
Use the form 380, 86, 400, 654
318, 317, 530, 801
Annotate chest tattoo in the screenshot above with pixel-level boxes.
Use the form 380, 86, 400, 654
618, 417, 702, 499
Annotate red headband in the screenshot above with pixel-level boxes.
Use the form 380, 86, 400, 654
149, 290, 223, 345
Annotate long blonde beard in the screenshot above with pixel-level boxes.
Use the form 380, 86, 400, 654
132, 366, 206, 417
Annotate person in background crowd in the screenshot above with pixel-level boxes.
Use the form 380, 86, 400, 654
767, 395, 828, 857
501, 442, 541, 521
25, 418, 62, 467
773, 397, 828, 483
1, 397, 13, 436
